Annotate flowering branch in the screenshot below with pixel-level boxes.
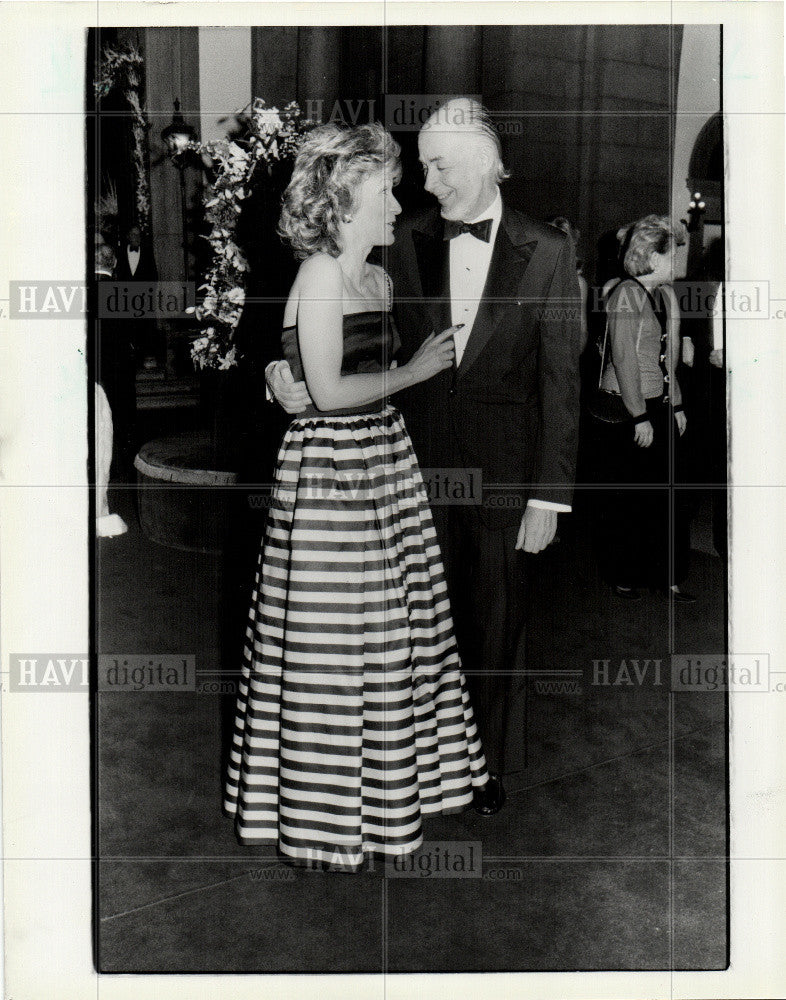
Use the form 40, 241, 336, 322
189, 99, 312, 371
95, 45, 151, 231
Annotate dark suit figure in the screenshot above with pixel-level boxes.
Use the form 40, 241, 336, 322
390, 193, 581, 783
115, 224, 161, 367
115, 224, 159, 283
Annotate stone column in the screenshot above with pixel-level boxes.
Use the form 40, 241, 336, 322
296, 27, 342, 123
423, 27, 482, 96
251, 27, 299, 107
144, 26, 200, 284
144, 27, 200, 373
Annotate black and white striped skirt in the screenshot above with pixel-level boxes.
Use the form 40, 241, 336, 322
224, 405, 487, 869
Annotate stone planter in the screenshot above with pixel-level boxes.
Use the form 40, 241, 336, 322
134, 430, 237, 554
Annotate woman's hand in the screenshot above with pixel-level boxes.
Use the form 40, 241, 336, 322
634, 420, 654, 448
675, 410, 687, 436
404, 325, 461, 384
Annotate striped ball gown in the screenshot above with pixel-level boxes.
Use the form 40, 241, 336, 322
224, 316, 487, 870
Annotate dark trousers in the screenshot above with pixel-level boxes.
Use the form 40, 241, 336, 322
431, 503, 527, 775
593, 397, 691, 589
135, 319, 163, 366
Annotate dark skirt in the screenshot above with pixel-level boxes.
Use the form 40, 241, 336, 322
591, 396, 691, 589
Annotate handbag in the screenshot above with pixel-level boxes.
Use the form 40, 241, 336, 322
587, 308, 630, 425
588, 386, 630, 424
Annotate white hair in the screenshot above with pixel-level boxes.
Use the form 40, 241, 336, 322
421, 97, 511, 183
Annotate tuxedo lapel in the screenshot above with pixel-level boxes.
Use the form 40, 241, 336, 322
412, 213, 452, 338
457, 205, 538, 379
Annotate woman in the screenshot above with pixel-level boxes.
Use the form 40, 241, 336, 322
593, 214, 692, 601
224, 123, 488, 870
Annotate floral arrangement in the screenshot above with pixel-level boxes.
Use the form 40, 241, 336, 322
96, 181, 119, 247
94, 44, 151, 231
189, 99, 313, 371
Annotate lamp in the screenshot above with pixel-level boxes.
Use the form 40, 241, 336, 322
686, 190, 706, 233
161, 98, 197, 155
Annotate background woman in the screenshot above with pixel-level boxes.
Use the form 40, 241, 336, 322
223, 123, 488, 870
593, 214, 693, 601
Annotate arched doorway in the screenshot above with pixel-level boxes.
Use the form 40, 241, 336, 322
686, 112, 723, 273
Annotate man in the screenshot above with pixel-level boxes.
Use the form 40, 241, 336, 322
93, 242, 137, 480
115, 223, 160, 369
115, 223, 158, 282
269, 98, 581, 814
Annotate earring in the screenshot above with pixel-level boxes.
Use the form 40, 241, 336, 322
342, 214, 353, 224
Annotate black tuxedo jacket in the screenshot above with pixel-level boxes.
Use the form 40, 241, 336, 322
115, 243, 158, 284
387, 200, 582, 529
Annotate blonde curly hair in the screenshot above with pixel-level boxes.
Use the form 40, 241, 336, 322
278, 122, 401, 260
617, 214, 687, 277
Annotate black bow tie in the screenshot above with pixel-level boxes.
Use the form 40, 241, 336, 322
443, 218, 493, 243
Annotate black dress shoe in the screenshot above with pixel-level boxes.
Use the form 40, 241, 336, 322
612, 584, 641, 601
473, 774, 506, 816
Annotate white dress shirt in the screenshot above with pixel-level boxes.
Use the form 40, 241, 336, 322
127, 246, 141, 276
449, 189, 503, 365
447, 189, 569, 514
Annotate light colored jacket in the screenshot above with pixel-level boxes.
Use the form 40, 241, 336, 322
599, 278, 682, 417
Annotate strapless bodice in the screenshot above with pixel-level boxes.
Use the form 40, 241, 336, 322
281, 310, 401, 417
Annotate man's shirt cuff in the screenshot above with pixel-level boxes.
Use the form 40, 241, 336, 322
526, 499, 571, 513
264, 360, 278, 402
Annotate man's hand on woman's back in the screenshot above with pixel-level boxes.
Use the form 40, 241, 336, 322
266, 360, 313, 414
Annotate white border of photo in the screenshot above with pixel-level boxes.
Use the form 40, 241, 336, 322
1, 2, 784, 998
